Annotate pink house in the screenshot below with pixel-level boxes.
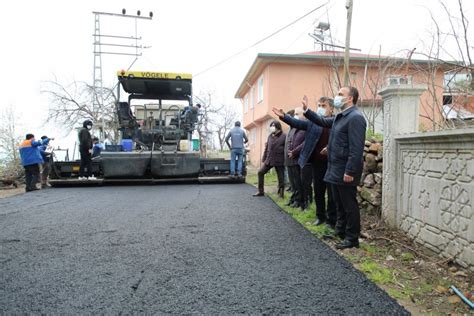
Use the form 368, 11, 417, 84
235, 51, 448, 167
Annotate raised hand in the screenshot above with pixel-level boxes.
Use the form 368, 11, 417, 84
320, 147, 328, 156
343, 174, 354, 183
272, 107, 285, 118
302, 95, 309, 110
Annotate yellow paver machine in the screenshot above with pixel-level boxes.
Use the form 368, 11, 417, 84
49, 71, 246, 186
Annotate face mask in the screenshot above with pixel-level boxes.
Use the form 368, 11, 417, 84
333, 96, 346, 109
87, 125, 92, 130
317, 107, 326, 116
269, 126, 276, 133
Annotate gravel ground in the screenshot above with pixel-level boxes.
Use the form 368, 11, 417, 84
0, 184, 407, 314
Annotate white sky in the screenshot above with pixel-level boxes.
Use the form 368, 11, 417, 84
0, 0, 472, 150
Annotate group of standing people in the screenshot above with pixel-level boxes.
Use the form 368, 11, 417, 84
253, 86, 367, 249
19, 134, 54, 192
18, 119, 103, 191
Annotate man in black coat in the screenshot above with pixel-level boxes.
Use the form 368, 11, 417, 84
253, 121, 286, 198
78, 120, 94, 180
302, 86, 367, 249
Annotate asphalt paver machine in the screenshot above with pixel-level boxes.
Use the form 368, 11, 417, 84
49, 71, 246, 186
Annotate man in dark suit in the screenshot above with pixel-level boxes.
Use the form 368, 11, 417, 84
273, 104, 337, 223
301, 86, 367, 249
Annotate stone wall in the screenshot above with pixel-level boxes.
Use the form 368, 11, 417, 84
357, 139, 383, 215
395, 129, 474, 271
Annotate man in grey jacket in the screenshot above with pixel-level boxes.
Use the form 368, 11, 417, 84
225, 121, 248, 178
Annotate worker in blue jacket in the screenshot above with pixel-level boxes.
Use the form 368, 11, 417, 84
302, 86, 367, 249
38, 135, 54, 188
19, 134, 45, 192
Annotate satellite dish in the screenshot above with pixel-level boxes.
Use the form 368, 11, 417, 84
316, 22, 330, 31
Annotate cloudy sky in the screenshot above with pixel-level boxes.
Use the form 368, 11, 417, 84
0, 0, 472, 150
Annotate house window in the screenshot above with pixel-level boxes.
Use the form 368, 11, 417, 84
250, 87, 255, 109
351, 72, 357, 82
257, 75, 264, 103
250, 128, 256, 145
244, 94, 249, 113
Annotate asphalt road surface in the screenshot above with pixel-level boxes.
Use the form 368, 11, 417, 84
0, 184, 407, 314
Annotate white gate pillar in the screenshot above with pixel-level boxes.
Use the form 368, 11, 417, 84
378, 83, 426, 226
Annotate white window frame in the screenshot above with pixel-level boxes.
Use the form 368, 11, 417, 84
250, 128, 256, 145
244, 94, 249, 113
250, 87, 255, 109
257, 75, 264, 103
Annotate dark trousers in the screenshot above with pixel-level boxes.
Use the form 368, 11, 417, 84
24, 164, 40, 191
331, 184, 360, 242
79, 148, 92, 177
288, 165, 302, 203
301, 164, 313, 204
41, 160, 50, 185
258, 164, 285, 193
312, 160, 336, 224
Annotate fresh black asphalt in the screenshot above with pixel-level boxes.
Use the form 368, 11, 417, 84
0, 184, 407, 314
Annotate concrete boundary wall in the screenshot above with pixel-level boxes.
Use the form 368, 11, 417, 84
380, 83, 474, 270
395, 130, 474, 270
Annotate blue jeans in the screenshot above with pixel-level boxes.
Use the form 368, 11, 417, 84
230, 148, 244, 176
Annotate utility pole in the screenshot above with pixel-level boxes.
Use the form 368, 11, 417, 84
343, 0, 353, 86
92, 9, 153, 139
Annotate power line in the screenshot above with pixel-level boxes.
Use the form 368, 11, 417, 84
194, 1, 330, 77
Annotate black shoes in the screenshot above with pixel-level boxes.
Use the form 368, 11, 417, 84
277, 188, 284, 199
322, 232, 345, 241
335, 239, 359, 249
313, 219, 326, 226
291, 201, 301, 208
253, 192, 264, 197
285, 199, 294, 206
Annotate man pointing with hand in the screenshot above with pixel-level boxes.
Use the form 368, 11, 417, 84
275, 86, 366, 249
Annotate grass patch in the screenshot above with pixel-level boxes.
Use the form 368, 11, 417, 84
401, 252, 414, 262
387, 289, 409, 300
359, 258, 395, 285
245, 167, 278, 187
359, 242, 377, 256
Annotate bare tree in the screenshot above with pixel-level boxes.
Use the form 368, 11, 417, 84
41, 78, 118, 139
411, 0, 473, 130
0, 106, 23, 178
193, 92, 219, 157
193, 90, 241, 155
213, 103, 239, 151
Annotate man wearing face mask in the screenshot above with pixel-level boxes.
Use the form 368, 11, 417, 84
253, 121, 286, 198
272, 99, 337, 222
301, 87, 367, 249
285, 108, 306, 208
78, 119, 95, 180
